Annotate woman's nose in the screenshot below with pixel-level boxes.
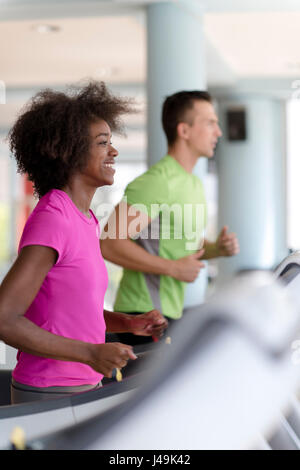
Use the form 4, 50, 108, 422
110, 145, 118, 157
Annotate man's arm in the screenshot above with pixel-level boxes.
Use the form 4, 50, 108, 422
104, 309, 168, 339
100, 202, 205, 283
101, 202, 171, 275
202, 226, 240, 260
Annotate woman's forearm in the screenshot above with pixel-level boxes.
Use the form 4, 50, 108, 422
104, 310, 133, 333
0, 314, 93, 366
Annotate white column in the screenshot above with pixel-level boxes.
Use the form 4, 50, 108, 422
216, 95, 288, 281
147, 0, 208, 306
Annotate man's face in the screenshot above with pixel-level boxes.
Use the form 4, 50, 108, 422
182, 100, 222, 158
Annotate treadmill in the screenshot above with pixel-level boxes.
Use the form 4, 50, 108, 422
16, 270, 300, 450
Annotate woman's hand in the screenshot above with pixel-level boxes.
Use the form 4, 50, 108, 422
88, 343, 137, 378
130, 309, 168, 340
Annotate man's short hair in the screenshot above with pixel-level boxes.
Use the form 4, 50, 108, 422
162, 90, 212, 146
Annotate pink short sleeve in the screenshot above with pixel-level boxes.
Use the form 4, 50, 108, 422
13, 189, 108, 388
19, 204, 69, 264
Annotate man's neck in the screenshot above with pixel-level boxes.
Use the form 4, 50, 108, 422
167, 143, 199, 174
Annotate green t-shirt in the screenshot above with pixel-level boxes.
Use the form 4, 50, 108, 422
114, 155, 207, 319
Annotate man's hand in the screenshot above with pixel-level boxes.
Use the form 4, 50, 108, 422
170, 248, 206, 282
130, 309, 168, 340
216, 226, 239, 257
89, 343, 137, 378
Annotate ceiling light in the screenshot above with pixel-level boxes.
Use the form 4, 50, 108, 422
286, 61, 300, 70
94, 67, 120, 78
32, 24, 61, 34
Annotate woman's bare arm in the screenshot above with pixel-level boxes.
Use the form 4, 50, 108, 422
0, 246, 135, 376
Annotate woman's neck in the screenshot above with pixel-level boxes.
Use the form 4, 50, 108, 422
62, 178, 96, 218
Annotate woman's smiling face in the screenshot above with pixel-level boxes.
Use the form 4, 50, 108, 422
82, 120, 118, 187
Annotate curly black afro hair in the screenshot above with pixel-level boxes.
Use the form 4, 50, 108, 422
8, 81, 135, 198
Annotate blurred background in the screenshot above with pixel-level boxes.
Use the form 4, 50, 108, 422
1, 0, 300, 310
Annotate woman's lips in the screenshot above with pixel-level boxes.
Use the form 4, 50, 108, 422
103, 162, 115, 173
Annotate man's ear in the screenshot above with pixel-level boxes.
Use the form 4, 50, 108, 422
177, 122, 189, 140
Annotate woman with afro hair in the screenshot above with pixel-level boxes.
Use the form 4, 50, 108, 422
0, 81, 167, 404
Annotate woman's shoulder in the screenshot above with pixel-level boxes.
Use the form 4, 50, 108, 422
28, 189, 71, 227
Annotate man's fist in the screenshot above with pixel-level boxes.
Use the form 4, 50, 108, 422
170, 248, 206, 282
216, 226, 239, 257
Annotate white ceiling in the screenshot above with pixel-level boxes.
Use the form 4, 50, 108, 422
205, 12, 300, 78
0, 16, 145, 87
2, 11, 300, 87
1, 1, 300, 128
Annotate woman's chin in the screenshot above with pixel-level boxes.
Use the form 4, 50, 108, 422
99, 176, 114, 187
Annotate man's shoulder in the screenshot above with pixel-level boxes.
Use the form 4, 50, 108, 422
126, 156, 169, 189
147, 154, 180, 177
142, 155, 171, 177
124, 157, 170, 205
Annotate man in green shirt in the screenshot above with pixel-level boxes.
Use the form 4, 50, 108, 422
101, 90, 239, 344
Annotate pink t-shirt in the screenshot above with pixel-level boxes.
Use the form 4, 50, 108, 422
12, 189, 108, 387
